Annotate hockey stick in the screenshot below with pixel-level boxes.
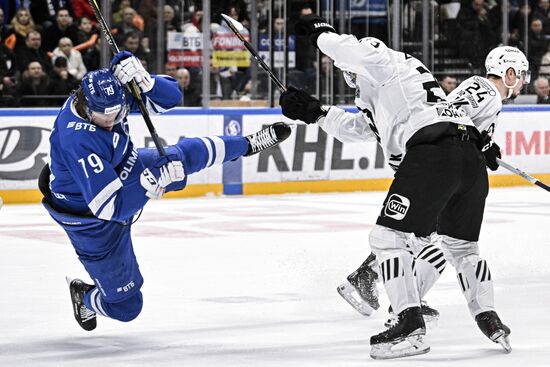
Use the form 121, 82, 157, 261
221, 14, 287, 92
88, 0, 166, 156
496, 158, 550, 192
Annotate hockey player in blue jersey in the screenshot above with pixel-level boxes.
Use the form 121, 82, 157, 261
39, 51, 291, 331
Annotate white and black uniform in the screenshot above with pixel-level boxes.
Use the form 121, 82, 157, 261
428, 75, 503, 318
448, 75, 502, 136
317, 34, 473, 170
316, 33, 488, 315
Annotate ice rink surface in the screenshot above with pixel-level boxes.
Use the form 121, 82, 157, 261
0, 187, 549, 366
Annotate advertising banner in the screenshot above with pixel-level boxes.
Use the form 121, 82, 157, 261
0, 106, 549, 202
166, 32, 203, 68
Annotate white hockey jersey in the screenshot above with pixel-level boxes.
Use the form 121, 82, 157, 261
316, 33, 474, 170
446, 76, 502, 136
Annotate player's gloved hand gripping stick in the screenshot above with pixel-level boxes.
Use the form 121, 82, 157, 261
88, 0, 165, 156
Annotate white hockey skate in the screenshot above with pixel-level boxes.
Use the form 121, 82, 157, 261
337, 253, 380, 316
370, 307, 430, 360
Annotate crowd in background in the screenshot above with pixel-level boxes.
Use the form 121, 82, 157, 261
0, 0, 550, 107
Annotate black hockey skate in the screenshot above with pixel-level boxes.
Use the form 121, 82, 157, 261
337, 253, 380, 316
385, 300, 440, 328
370, 306, 430, 360
244, 122, 291, 156
475, 311, 511, 353
66, 277, 97, 331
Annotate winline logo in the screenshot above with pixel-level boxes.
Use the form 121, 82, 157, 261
384, 194, 410, 220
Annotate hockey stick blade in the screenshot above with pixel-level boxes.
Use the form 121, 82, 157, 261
88, 0, 166, 156
221, 14, 287, 92
496, 158, 550, 192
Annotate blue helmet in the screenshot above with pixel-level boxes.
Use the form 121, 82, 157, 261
81, 68, 127, 121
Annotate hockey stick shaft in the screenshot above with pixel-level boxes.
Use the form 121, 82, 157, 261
496, 158, 550, 192
221, 14, 287, 92
88, 0, 166, 156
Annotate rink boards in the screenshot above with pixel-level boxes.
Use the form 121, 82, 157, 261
1, 106, 549, 203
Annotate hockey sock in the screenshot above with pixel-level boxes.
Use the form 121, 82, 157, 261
177, 136, 248, 174
84, 289, 144, 322
456, 256, 495, 317
369, 225, 420, 314
413, 244, 446, 299
378, 253, 419, 314
84, 287, 109, 318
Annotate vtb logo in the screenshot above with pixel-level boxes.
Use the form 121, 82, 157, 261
384, 194, 410, 220
0, 126, 50, 180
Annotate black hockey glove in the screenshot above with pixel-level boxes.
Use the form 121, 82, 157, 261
295, 14, 336, 49
279, 86, 329, 124
480, 130, 501, 171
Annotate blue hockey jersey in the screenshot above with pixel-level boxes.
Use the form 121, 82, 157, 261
49, 75, 181, 222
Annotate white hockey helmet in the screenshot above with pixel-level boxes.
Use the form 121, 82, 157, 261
485, 46, 530, 84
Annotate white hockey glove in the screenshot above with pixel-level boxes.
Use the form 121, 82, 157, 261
113, 54, 155, 93
140, 161, 185, 200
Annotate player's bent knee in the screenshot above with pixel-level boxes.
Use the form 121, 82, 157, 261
436, 234, 479, 268
369, 225, 410, 256
107, 291, 143, 322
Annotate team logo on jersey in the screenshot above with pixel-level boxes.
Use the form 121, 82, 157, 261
384, 194, 410, 220
0, 126, 50, 180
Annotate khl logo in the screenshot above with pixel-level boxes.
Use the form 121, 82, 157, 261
0, 126, 50, 180
384, 194, 410, 220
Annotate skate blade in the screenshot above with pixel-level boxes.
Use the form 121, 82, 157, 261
337, 282, 375, 317
494, 334, 512, 354
370, 335, 430, 360
65, 276, 74, 286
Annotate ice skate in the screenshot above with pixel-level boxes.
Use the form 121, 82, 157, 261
475, 311, 511, 353
370, 306, 430, 360
66, 277, 97, 331
244, 122, 291, 156
385, 300, 439, 328
337, 253, 380, 316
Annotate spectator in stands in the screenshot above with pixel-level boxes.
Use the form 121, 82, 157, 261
457, 0, 497, 68
0, 42, 17, 103
164, 5, 179, 32
534, 77, 550, 104
294, 6, 317, 94
74, 17, 100, 71
527, 18, 547, 82
510, 3, 532, 45
539, 42, 550, 78
51, 37, 87, 80
49, 56, 79, 96
0, 8, 9, 42
71, 0, 96, 25
113, 7, 143, 45
42, 8, 79, 52
17, 60, 52, 106
213, 5, 250, 100
5, 8, 39, 53
440, 74, 458, 95
29, 0, 73, 29
15, 30, 52, 74
534, 0, 550, 20
122, 31, 150, 65
182, 9, 203, 33
165, 62, 178, 78
176, 67, 201, 106
112, 0, 132, 24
